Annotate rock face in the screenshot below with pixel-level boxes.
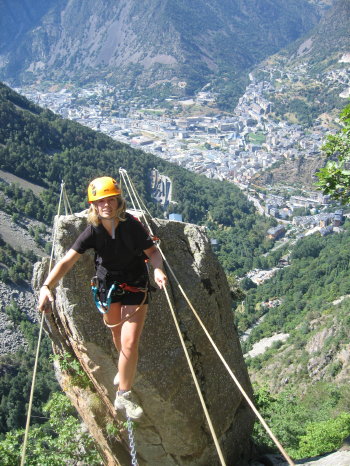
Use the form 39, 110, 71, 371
33, 211, 254, 465
0, 281, 37, 354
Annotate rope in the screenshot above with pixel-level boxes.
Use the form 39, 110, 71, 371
103, 292, 148, 328
118, 169, 295, 466
118, 170, 226, 461
163, 285, 226, 466
162, 257, 295, 466
119, 168, 155, 237
119, 169, 137, 211
20, 312, 45, 466
61, 181, 73, 215
20, 183, 66, 466
119, 169, 153, 217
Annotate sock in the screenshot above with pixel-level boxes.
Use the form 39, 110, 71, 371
117, 389, 127, 396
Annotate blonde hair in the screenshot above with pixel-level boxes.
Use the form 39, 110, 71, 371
87, 195, 127, 226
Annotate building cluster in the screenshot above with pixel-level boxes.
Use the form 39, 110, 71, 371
246, 267, 280, 285
293, 210, 344, 237
267, 210, 344, 240
16, 45, 350, 195
267, 224, 286, 240
16, 71, 336, 188
261, 298, 283, 309
262, 191, 331, 220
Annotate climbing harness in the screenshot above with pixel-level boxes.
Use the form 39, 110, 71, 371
21, 181, 70, 466
91, 275, 148, 316
126, 416, 138, 466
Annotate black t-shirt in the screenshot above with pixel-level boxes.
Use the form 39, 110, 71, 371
71, 214, 154, 282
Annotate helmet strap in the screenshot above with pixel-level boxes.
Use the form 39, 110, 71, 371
97, 212, 117, 239
111, 217, 115, 239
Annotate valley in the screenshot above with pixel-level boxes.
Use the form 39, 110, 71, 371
15, 36, 349, 213
14, 72, 339, 189
0, 0, 350, 462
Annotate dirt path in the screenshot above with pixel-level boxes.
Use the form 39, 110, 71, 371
0, 211, 46, 256
245, 333, 289, 358
0, 170, 45, 196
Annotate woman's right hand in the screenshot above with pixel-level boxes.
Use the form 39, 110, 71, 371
37, 249, 81, 314
38, 286, 54, 313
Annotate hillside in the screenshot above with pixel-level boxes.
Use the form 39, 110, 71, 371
254, 0, 350, 122
241, 226, 350, 389
244, 0, 350, 189
0, 81, 277, 277
0, 0, 322, 98
236, 222, 350, 458
252, 152, 328, 190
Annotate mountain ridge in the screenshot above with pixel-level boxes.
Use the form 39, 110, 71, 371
1, 0, 322, 95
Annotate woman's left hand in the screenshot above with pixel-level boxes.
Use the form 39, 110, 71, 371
154, 268, 167, 289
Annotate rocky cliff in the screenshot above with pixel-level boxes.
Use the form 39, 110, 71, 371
32, 211, 255, 465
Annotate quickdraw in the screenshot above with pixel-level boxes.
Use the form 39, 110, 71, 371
91, 276, 117, 314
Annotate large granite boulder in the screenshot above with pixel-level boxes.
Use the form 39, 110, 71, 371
33, 211, 255, 465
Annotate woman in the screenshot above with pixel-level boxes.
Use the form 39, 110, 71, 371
38, 176, 167, 420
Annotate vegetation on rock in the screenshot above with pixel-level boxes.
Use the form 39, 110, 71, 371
316, 103, 350, 203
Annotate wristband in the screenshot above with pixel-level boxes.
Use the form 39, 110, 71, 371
42, 284, 51, 290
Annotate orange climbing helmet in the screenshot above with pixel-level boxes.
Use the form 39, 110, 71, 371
87, 176, 121, 203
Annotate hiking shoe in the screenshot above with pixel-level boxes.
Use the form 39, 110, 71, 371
113, 372, 119, 386
114, 391, 143, 420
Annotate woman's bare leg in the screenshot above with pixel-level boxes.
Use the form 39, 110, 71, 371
104, 302, 147, 391
104, 302, 122, 352
118, 304, 148, 391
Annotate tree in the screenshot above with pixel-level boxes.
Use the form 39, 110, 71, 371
240, 277, 257, 291
0, 392, 103, 465
316, 103, 350, 203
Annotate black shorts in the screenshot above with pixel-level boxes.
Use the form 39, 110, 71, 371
111, 289, 148, 305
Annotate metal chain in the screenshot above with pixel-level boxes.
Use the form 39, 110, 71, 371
126, 416, 138, 466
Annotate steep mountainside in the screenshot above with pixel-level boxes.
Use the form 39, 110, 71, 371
252, 152, 328, 190
255, 0, 350, 121
289, 0, 350, 69
0, 0, 322, 94
248, 0, 350, 188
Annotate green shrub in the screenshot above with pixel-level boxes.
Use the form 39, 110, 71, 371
293, 412, 350, 459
